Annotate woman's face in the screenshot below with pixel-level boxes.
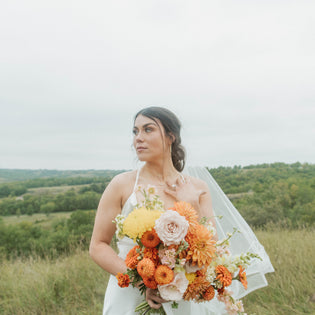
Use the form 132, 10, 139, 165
133, 114, 171, 162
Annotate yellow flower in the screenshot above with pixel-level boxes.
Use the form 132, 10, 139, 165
123, 207, 163, 241
185, 272, 197, 284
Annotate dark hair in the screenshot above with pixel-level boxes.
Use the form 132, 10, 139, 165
134, 106, 186, 172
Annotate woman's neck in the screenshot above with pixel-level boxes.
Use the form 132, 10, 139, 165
141, 159, 179, 183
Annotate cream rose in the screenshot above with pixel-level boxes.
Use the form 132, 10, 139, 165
154, 210, 189, 246
158, 272, 189, 301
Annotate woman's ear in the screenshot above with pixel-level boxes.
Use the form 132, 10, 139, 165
168, 132, 175, 144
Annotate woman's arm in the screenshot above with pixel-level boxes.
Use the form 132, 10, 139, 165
89, 174, 128, 275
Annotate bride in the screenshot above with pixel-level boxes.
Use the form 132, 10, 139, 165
89, 106, 274, 314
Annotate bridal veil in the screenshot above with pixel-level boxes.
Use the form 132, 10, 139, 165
183, 166, 274, 299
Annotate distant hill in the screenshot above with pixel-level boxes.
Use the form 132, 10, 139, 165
208, 161, 315, 194
0, 169, 127, 183
0, 162, 314, 227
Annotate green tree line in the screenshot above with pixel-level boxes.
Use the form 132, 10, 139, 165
0, 176, 112, 198
0, 161, 314, 261
0, 210, 95, 260
0, 168, 123, 182
209, 162, 315, 227
0, 186, 104, 216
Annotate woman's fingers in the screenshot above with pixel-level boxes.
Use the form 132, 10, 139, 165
147, 296, 165, 308
145, 289, 167, 309
148, 303, 161, 309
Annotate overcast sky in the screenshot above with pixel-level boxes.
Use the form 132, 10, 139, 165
0, 0, 314, 170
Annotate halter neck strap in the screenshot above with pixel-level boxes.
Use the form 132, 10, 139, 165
133, 168, 141, 192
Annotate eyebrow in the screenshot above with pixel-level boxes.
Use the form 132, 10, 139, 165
133, 122, 157, 129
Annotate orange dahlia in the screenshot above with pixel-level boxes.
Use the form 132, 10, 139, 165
141, 229, 160, 248
203, 285, 215, 301
143, 247, 159, 266
185, 225, 216, 267
215, 265, 232, 287
171, 201, 199, 230
137, 258, 156, 278
238, 265, 248, 289
183, 273, 210, 300
125, 245, 140, 269
142, 276, 158, 289
154, 265, 174, 285
116, 272, 130, 288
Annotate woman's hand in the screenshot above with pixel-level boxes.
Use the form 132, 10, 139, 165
145, 288, 168, 309
164, 176, 206, 211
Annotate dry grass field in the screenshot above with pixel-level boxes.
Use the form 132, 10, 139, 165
1, 229, 314, 314
2, 212, 72, 228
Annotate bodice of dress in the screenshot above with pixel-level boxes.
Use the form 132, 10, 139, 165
117, 170, 140, 259
117, 194, 138, 259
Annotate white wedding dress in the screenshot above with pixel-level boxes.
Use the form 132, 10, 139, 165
102, 167, 274, 315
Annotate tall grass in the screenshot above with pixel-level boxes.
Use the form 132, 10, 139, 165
1, 229, 315, 314
0, 249, 108, 315
243, 228, 315, 315
2, 212, 72, 227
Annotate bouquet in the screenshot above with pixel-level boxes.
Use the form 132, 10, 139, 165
114, 186, 260, 315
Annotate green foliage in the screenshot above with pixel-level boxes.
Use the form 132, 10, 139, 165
209, 162, 315, 194
76, 191, 100, 210
0, 161, 314, 261
0, 210, 96, 260
0, 169, 117, 199
209, 162, 315, 227
0, 184, 27, 197
40, 201, 57, 215
0, 189, 101, 216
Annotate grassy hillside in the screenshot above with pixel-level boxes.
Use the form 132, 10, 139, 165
2, 212, 72, 228
1, 229, 314, 315
0, 169, 125, 183
0, 163, 314, 314
26, 184, 92, 196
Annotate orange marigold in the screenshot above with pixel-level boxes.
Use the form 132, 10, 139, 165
125, 245, 140, 269
183, 273, 210, 300
141, 229, 160, 248
142, 276, 158, 289
154, 265, 174, 285
143, 247, 159, 266
216, 265, 232, 287
185, 225, 216, 267
137, 258, 156, 278
116, 272, 130, 288
203, 285, 215, 301
171, 201, 199, 230
238, 265, 248, 289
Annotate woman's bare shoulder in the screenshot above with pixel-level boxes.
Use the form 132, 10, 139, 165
111, 170, 137, 183
110, 171, 137, 188
109, 170, 138, 206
